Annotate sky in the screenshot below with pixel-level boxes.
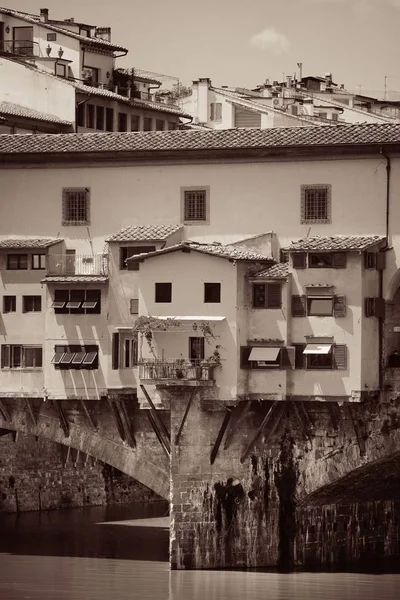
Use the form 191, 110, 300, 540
8, 0, 400, 97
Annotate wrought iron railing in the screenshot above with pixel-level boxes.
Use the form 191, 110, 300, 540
47, 254, 109, 276
139, 358, 216, 382
0, 40, 41, 57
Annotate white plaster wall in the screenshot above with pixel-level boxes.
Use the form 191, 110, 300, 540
83, 49, 114, 85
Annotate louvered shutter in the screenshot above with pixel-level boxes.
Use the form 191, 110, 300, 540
267, 283, 282, 309
292, 253, 306, 269
112, 332, 120, 370
333, 295, 346, 317
333, 253, 347, 268
292, 295, 307, 317
333, 345, 347, 370
130, 298, 139, 314
240, 346, 252, 369
280, 346, 296, 369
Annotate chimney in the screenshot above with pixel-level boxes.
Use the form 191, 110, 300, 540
40, 8, 49, 23
197, 78, 211, 123
325, 72, 333, 91
96, 27, 111, 42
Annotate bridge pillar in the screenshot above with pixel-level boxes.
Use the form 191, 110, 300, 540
168, 388, 294, 569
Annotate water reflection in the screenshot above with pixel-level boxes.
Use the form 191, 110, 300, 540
0, 504, 399, 600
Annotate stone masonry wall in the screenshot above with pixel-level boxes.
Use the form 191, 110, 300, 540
0, 432, 161, 513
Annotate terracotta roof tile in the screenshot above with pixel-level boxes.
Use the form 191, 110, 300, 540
42, 275, 108, 283
132, 241, 273, 263
253, 263, 289, 279
0, 101, 72, 126
283, 235, 386, 252
106, 224, 183, 242
1, 123, 400, 156
0, 238, 63, 248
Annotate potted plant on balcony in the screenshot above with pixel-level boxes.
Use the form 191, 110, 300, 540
201, 346, 222, 379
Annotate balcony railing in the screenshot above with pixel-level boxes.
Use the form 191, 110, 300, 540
47, 254, 109, 277
139, 358, 216, 383
0, 40, 40, 58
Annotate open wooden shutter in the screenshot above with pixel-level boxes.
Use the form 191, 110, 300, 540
112, 332, 120, 370
267, 283, 282, 309
333, 344, 347, 370
292, 253, 306, 269
292, 295, 307, 317
280, 346, 296, 369
333, 253, 347, 268
333, 295, 346, 317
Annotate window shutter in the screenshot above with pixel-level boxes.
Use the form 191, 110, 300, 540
333, 344, 347, 370
112, 332, 119, 370
240, 346, 251, 369
130, 298, 139, 314
216, 103, 222, 120
292, 253, 306, 269
333, 253, 347, 268
376, 252, 386, 270
280, 346, 296, 370
210, 103, 215, 120
374, 297, 386, 318
294, 344, 306, 369
333, 295, 346, 318
292, 295, 307, 317
267, 283, 282, 309
364, 252, 376, 269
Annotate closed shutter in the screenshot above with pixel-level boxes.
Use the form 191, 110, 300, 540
280, 346, 296, 369
240, 346, 252, 369
365, 297, 385, 318
292, 253, 306, 269
292, 295, 307, 317
112, 332, 119, 370
333, 344, 347, 370
333, 295, 346, 317
376, 252, 386, 270
130, 298, 139, 314
294, 344, 306, 369
210, 103, 215, 120
267, 283, 282, 308
234, 106, 262, 128
333, 253, 347, 268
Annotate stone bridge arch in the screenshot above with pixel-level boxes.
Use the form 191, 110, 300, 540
0, 398, 169, 500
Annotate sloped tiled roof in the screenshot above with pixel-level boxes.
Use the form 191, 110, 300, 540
42, 275, 108, 283
133, 70, 162, 85
1, 123, 400, 156
0, 101, 72, 126
106, 224, 183, 242
130, 241, 273, 263
0, 237, 63, 248
252, 263, 289, 279
283, 235, 386, 253
0, 7, 128, 52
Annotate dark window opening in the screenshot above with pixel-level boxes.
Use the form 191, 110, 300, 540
189, 337, 205, 362
3, 296, 16, 313
52, 344, 99, 370
156, 119, 164, 131
143, 117, 152, 131
204, 282, 221, 303
309, 253, 333, 268
96, 106, 105, 130
7, 254, 28, 270
301, 185, 331, 224
86, 104, 95, 128
252, 283, 281, 309
155, 282, 172, 303
23, 295, 42, 313
77, 103, 85, 127
62, 188, 90, 225
118, 112, 128, 132
120, 246, 156, 270
131, 115, 140, 131
168, 121, 177, 130
105, 108, 114, 131
53, 289, 101, 315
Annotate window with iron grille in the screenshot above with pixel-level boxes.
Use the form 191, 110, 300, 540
62, 188, 90, 225
301, 184, 331, 224
1, 345, 42, 369
182, 188, 209, 223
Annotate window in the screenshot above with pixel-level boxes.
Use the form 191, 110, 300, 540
130, 298, 139, 314
156, 119, 164, 131
204, 283, 221, 303
309, 252, 347, 269
7, 254, 28, 270
331, 113, 339, 122
82, 66, 99, 85
293, 343, 347, 370
189, 337, 205, 362
291, 105, 298, 116
3, 296, 16, 313
77, 103, 85, 127
106, 108, 114, 131
307, 296, 333, 316
240, 346, 295, 370
252, 283, 281, 309
292, 253, 306, 269
47, 33, 57, 41
96, 106, 105, 130
1, 345, 42, 369
112, 332, 138, 369
365, 297, 385, 318
131, 115, 140, 131
86, 104, 95, 128
12, 26, 33, 55
23, 295, 42, 313
155, 282, 172, 303
62, 188, 90, 225
168, 121, 177, 130
120, 246, 156, 270
292, 294, 346, 317
210, 103, 222, 121
52, 289, 101, 314
52, 344, 98, 370
118, 112, 128, 131
55, 62, 66, 78
301, 184, 331, 224
143, 117, 152, 131
182, 188, 209, 223
32, 254, 46, 270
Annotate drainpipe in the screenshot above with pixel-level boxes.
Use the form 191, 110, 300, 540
378, 146, 391, 389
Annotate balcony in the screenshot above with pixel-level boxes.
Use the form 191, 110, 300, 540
0, 40, 40, 58
138, 359, 216, 387
47, 254, 109, 277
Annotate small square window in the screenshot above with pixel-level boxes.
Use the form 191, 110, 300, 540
32, 254, 46, 270
47, 33, 57, 41
62, 188, 90, 225
3, 296, 16, 313
301, 184, 331, 224
204, 283, 221, 303
23, 295, 42, 313
155, 282, 172, 303
182, 187, 209, 224
55, 63, 66, 78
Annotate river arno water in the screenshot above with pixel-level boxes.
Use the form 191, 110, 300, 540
0, 503, 399, 600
